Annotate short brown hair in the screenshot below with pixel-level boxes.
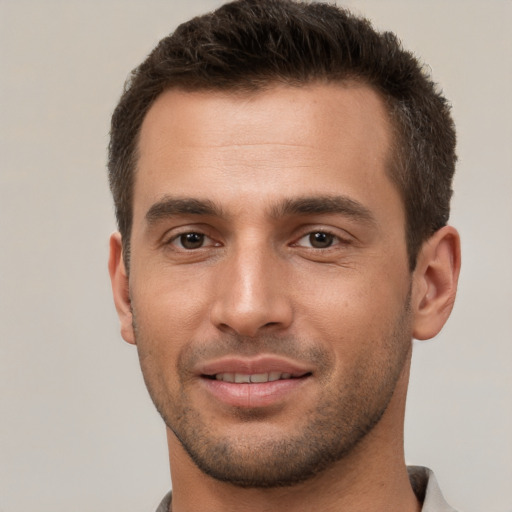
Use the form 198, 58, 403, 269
108, 0, 456, 270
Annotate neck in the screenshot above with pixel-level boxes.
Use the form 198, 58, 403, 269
167, 358, 420, 512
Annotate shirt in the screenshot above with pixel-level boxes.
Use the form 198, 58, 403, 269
155, 465, 457, 512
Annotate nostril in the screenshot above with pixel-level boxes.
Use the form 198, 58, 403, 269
216, 323, 238, 335
210, 289, 294, 337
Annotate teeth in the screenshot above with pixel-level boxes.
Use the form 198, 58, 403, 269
250, 373, 269, 383
216, 373, 234, 382
214, 372, 294, 383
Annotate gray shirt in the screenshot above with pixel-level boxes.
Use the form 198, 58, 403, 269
155, 466, 457, 512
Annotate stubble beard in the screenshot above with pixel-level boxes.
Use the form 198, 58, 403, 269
133, 295, 412, 489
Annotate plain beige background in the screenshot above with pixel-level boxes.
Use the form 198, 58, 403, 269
1, 1, 511, 511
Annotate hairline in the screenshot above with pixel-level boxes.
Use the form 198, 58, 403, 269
122, 77, 410, 271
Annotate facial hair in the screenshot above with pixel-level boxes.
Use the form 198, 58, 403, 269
133, 292, 412, 488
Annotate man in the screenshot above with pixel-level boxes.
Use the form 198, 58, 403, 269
107, 0, 461, 510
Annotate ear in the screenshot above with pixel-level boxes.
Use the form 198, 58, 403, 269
411, 225, 461, 340
108, 232, 135, 344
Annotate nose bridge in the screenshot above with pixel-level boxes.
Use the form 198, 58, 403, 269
210, 234, 292, 337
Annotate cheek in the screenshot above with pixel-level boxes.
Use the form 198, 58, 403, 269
132, 264, 215, 333
294, 267, 410, 358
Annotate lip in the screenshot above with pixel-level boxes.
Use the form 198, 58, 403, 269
197, 355, 312, 377
196, 356, 313, 408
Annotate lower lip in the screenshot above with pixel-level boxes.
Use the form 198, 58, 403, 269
200, 377, 309, 408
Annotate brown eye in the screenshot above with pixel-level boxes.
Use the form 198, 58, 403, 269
308, 232, 335, 248
178, 232, 205, 249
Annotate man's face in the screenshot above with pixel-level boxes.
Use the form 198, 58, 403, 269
122, 83, 414, 486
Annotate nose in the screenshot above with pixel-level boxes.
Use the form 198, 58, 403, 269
209, 242, 293, 338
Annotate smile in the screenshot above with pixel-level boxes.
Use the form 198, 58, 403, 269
196, 356, 313, 406
199, 361, 312, 408
211, 372, 295, 383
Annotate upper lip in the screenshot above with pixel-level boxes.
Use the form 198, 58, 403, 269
196, 355, 312, 378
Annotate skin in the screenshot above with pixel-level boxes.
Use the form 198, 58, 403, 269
109, 83, 460, 512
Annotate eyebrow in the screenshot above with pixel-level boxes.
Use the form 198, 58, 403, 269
145, 195, 375, 225
270, 196, 376, 225
145, 197, 224, 224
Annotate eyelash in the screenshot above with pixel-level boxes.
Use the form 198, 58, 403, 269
293, 230, 351, 250
166, 231, 218, 250
164, 228, 351, 252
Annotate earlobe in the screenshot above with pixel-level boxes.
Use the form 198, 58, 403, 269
412, 226, 461, 340
108, 232, 136, 345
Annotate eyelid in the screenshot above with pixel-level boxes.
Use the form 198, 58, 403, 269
171, 233, 209, 250
161, 225, 221, 249
291, 227, 354, 248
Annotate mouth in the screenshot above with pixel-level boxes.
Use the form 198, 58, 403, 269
197, 357, 313, 408
203, 371, 310, 383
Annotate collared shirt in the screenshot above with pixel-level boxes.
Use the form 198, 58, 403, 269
408, 466, 457, 512
155, 466, 457, 512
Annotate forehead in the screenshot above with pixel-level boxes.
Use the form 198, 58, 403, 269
134, 83, 399, 222
139, 82, 392, 153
